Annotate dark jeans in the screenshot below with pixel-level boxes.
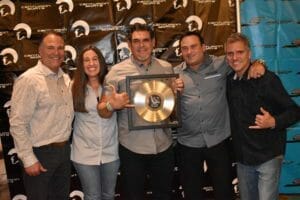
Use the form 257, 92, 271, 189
22, 144, 71, 200
177, 140, 234, 200
119, 144, 174, 200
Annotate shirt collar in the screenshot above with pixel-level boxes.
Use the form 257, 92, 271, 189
130, 55, 154, 69
233, 73, 239, 80
232, 64, 251, 81
37, 60, 64, 78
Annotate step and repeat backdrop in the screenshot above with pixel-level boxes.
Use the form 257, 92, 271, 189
0, 0, 237, 199
241, 0, 300, 195
1, 0, 300, 199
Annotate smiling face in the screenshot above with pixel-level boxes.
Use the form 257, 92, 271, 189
39, 33, 65, 73
180, 35, 206, 70
128, 30, 155, 66
83, 49, 100, 80
225, 40, 251, 77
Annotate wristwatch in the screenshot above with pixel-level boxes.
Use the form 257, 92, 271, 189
106, 101, 114, 112
255, 59, 266, 67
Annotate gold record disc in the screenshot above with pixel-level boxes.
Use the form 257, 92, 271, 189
134, 80, 175, 123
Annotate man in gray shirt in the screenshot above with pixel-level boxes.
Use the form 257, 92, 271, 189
98, 23, 184, 200
174, 31, 265, 200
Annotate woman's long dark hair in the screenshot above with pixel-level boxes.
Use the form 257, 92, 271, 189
72, 46, 108, 112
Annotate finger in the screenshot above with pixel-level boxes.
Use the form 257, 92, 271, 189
260, 107, 268, 115
247, 70, 252, 80
254, 73, 260, 79
177, 80, 184, 87
175, 78, 184, 86
26, 170, 34, 176
40, 165, 47, 172
177, 83, 184, 89
121, 92, 129, 98
255, 115, 263, 121
247, 67, 256, 79
175, 84, 184, 92
125, 104, 135, 108
28, 170, 40, 176
248, 71, 261, 79
108, 84, 116, 94
175, 78, 183, 84
249, 125, 262, 129
30, 172, 39, 176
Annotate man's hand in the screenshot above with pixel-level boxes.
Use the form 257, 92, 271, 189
173, 78, 184, 93
105, 84, 133, 109
247, 60, 265, 79
249, 107, 276, 129
24, 162, 47, 176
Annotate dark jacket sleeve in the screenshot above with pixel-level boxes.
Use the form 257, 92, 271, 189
263, 71, 300, 130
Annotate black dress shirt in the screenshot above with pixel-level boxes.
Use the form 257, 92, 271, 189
227, 69, 300, 165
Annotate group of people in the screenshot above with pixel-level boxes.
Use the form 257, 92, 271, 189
9, 23, 300, 200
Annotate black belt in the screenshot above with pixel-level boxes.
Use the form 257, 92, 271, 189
40, 141, 68, 148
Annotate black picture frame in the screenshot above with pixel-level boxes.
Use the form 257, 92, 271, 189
126, 74, 181, 130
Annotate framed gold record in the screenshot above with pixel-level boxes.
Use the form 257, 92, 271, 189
126, 74, 181, 130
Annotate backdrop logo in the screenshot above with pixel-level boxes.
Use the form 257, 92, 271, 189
129, 17, 146, 25
8, 148, 19, 165
64, 45, 77, 68
117, 42, 131, 60
71, 20, 90, 38
185, 15, 203, 31
172, 40, 181, 57
0, 0, 15, 17
0, 48, 18, 65
173, 0, 188, 9
69, 190, 84, 200
114, 0, 132, 11
4, 100, 11, 116
13, 23, 32, 40
12, 194, 27, 200
56, 0, 74, 14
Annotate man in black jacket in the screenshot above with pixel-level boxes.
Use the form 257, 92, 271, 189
225, 33, 300, 200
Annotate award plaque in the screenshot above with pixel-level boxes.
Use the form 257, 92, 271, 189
126, 74, 181, 130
